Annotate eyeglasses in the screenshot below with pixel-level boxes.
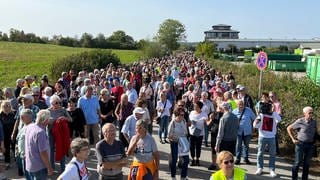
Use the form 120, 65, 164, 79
32, 94, 39, 97
178, 104, 184, 107
308, 112, 313, 114
53, 101, 60, 105
80, 147, 89, 152
179, 114, 185, 117
223, 159, 234, 165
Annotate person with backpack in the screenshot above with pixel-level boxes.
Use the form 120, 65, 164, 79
58, 138, 90, 180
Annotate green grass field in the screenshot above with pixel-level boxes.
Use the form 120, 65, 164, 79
0, 41, 142, 87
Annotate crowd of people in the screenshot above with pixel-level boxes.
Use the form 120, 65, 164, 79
0, 51, 318, 180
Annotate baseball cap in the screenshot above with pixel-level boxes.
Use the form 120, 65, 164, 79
133, 107, 146, 114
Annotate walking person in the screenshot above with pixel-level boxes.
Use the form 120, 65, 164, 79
0, 101, 16, 166
168, 107, 189, 180
127, 119, 160, 180
287, 106, 320, 180
215, 102, 239, 156
25, 110, 53, 179
233, 99, 256, 165
58, 138, 90, 180
209, 151, 247, 180
189, 101, 207, 166
114, 94, 134, 148
253, 104, 281, 178
156, 91, 172, 144
96, 123, 128, 179
78, 85, 101, 145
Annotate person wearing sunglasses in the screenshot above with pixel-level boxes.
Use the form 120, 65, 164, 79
210, 150, 247, 180
168, 107, 189, 180
287, 106, 320, 180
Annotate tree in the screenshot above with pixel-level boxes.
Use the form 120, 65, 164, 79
140, 40, 166, 58
195, 41, 216, 58
80, 33, 94, 48
156, 19, 186, 52
94, 33, 107, 48
107, 30, 136, 49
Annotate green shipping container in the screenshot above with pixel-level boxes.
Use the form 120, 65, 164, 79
268, 60, 274, 70
307, 56, 319, 82
271, 61, 306, 72
268, 53, 302, 61
316, 59, 320, 86
306, 56, 313, 78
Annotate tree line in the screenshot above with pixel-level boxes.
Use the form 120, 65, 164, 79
0, 28, 137, 49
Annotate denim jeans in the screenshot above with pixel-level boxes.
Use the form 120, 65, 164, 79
158, 115, 169, 140
292, 142, 314, 180
170, 142, 189, 178
257, 137, 276, 171
28, 168, 48, 180
21, 158, 32, 180
236, 134, 251, 161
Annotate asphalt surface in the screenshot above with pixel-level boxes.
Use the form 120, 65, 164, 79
3, 125, 319, 180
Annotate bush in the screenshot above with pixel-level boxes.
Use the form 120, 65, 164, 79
209, 58, 320, 153
140, 40, 166, 58
51, 50, 120, 80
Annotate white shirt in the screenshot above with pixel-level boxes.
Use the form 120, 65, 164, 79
156, 100, 172, 117
126, 88, 138, 105
253, 112, 281, 138
59, 157, 89, 180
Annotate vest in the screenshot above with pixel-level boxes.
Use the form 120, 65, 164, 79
211, 167, 246, 180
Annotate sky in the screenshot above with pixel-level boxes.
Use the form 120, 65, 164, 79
0, 0, 319, 42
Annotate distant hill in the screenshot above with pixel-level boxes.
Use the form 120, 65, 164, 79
0, 41, 142, 87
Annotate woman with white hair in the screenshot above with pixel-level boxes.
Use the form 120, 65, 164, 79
115, 94, 134, 148
47, 95, 72, 173
0, 100, 16, 165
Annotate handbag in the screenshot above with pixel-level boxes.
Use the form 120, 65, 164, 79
155, 100, 167, 124
193, 127, 202, 137
178, 136, 190, 156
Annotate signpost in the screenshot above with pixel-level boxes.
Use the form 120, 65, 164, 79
256, 51, 268, 98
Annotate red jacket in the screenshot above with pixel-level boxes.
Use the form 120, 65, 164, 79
52, 117, 70, 161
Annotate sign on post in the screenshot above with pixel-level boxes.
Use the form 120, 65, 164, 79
256, 51, 268, 99
256, 52, 268, 70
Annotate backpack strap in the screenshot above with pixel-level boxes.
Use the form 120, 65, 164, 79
72, 161, 82, 180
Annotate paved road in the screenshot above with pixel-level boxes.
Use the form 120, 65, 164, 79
3, 125, 319, 180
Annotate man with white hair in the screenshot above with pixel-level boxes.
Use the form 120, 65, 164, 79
121, 107, 145, 145
12, 94, 40, 140
126, 81, 138, 105
32, 86, 48, 109
25, 110, 53, 179
215, 102, 239, 155
287, 106, 320, 180
78, 85, 101, 145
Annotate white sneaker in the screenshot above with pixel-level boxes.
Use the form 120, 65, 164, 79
255, 168, 263, 175
270, 170, 277, 178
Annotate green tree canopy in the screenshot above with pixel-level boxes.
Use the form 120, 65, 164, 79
156, 19, 186, 52
195, 41, 216, 58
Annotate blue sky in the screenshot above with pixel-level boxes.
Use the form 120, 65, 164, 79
0, 0, 319, 42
